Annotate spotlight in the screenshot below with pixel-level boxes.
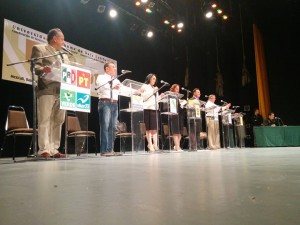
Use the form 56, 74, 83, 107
147, 31, 153, 38
109, 9, 118, 18
171, 24, 176, 29
97, 5, 106, 13
177, 29, 182, 33
222, 15, 228, 20
217, 9, 223, 14
211, 3, 217, 8
205, 11, 213, 18
135, 1, 141, 6
145, 8, 152, 14
177, 22, 184, 28
80, 0, 90, 4
141, 0, 148, 3
164, 20, 170, 25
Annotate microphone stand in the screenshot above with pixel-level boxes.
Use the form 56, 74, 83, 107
6, 52, 67, 157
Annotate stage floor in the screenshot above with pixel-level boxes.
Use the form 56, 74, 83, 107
1, 147, 300, 225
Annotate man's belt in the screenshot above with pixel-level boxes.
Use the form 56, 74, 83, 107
100, 98, 118, 103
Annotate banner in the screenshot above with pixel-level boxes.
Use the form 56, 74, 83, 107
1, 19, 117, 97
60, 63, 91, 113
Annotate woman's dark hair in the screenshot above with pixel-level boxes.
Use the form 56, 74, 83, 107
144, 73, 156, 85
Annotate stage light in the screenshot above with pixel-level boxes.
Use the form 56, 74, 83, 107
222, 15, 228, 20
145, 8, 152, 14
211, 3, 217, 8
171, 24, 176, 29
109, 9, 118, 18
141, 0, 148, 3
177, 29, 182, 33
205, 11, 213, 18
177, 22, 184, 28
135, 1, 141, 6
146, 31, 153, 38
217, 9, 223, 14
97, 5, 106, 13
164, 20, 170, 25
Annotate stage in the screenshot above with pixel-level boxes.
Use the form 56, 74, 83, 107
0, 147, 299, 225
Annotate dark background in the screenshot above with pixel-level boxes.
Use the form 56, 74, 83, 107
1, 0, 299, 154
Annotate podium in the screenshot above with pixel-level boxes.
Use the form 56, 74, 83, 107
159, 91, 183, 150
118, 79, 145, 154
220, 109, 235, 148
232, 113, 246, 148
43, 61, 96, 157
186, 99, 204, 150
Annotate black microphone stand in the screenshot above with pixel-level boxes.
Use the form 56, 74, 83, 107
6, 52, 67, 157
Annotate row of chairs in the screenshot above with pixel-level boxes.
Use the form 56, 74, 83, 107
1, 106, 207, 160
0, 106, 96, 161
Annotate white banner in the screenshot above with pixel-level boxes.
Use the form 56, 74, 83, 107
1, 19, 117, 97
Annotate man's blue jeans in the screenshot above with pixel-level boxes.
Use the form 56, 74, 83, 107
98, 100, 118, 152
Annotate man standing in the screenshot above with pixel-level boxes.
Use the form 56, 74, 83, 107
205, 94, 230, 150
31, 28, 68, 158
187, 88, 205, 150
96, 62, 121, 156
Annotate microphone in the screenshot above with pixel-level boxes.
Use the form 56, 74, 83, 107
121, 70, 132, 74
205, 95, 209, 98
160, 80, 170, 86
232, 106, 240, 108
220, 100, 228, 104
61, 46, 73, 55
181, 87, 191, 93
275, 117, 280, 119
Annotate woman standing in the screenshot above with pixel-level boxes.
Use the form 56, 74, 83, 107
141, 74, 161, 152
169, 84, 185, 151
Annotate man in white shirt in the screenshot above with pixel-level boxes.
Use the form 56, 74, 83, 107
205, 94, 230, 150
96, 61, 121, 156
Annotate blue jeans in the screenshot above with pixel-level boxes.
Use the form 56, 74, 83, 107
98, 100, 118, 152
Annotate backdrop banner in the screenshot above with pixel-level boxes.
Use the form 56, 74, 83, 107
1, 18, 117, 97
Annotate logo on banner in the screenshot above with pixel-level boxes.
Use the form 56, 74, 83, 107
61, 66, 76, 85
77, 70, 91, 89
77, 92, 90, 110
60, 89, 76, 108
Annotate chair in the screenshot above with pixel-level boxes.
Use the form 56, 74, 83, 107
181, 126, 189, 149
115, 121, 133, 153
66, 112, 97, 155
162, 124, 174, 150
1, 105, 36, 161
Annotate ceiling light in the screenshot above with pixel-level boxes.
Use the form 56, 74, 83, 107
109, 9, 118, 18
205, 11, 213, 18
147, 31, 153, 38
145, 8, 152, 14
177, 22, 184, 28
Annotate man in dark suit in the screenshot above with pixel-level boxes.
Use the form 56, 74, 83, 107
31, 28, 69, 158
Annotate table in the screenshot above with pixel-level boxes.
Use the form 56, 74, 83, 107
253, 126, 300, 147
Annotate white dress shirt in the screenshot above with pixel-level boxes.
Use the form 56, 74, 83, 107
96, 73, 121, 100
141, 84, 160, 110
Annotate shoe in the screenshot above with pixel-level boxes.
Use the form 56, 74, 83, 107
147, 145, 154, 151
101, 152, 115, 156
53, 152, 66, 158
38, 152, 51, 158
